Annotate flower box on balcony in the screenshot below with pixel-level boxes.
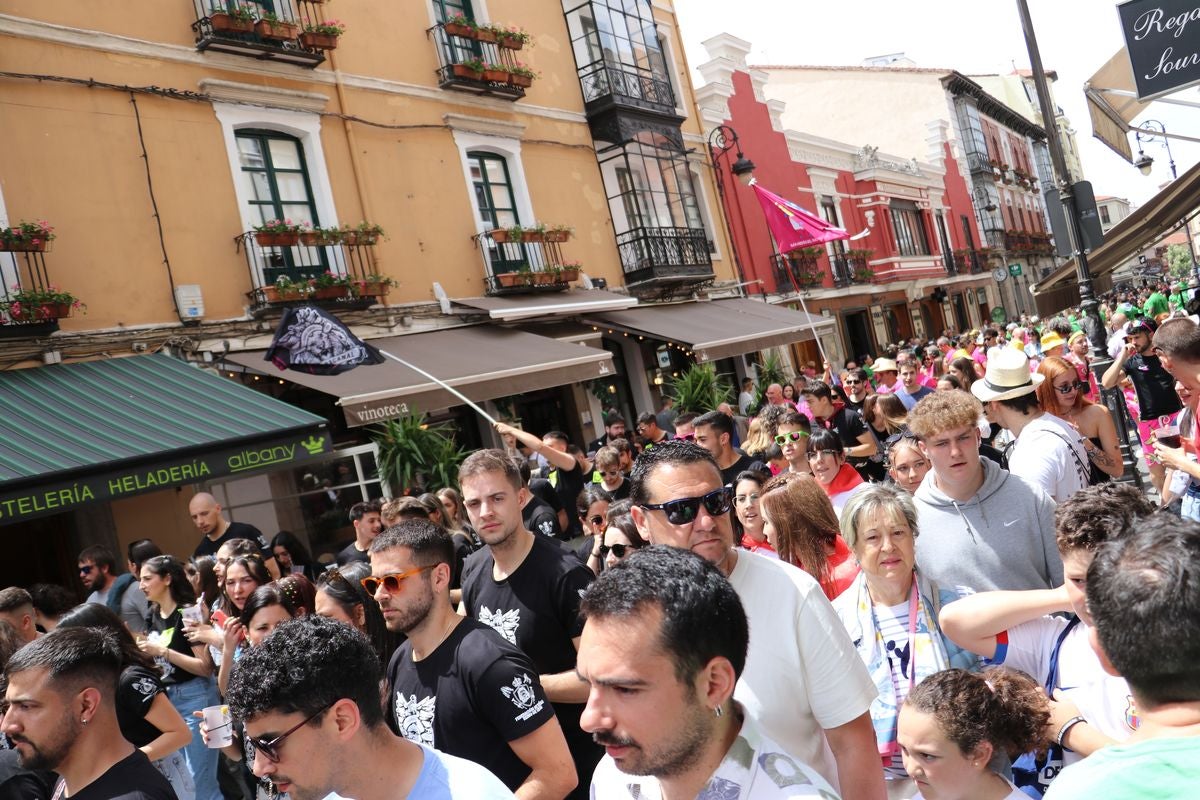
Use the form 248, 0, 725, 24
341, 231, 379, 246
544, 227, 573, 243
7, 302, 73, 322
0, 239, 49, 252
353, 282, 391, 298
255, 231, 300, 247
443, 22, 475, 37
299, 229, 339, 246
300, 31, 338, 49
498, 34, 524, 50
451, 63, 485, 81
259, 285, 309, 303
255, 19, 299, 41
1, 220, 55, 252
210, 13, 256, 34
559, 267, 580, 282
482, 67, 509, 83
475, 28, 497, 43
509, 73, 533, 88
312, 286, 350, 300
496, 272, 531, 288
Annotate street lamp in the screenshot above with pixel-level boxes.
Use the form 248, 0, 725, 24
1132, 119, 1196, 285
708, 125, 757, 185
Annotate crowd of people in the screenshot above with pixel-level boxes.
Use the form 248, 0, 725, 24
2, 282, 1200, 800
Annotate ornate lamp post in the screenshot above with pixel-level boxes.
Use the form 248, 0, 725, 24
708, 125, 757, 290
1134, 119, 1198, 287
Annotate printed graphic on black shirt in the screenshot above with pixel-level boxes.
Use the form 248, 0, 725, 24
394, 694, 437, 747
478, 607, 521, 645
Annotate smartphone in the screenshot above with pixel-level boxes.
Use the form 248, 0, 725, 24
210, 609, 228, 629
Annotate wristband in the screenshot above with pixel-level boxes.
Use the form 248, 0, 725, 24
1055, 715, 1086, 750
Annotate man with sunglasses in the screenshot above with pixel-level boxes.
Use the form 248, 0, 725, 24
369, 521, 575, 799
1102, 316, 1181, 493
628, 441, 883, 800
458, 450, 601, 800
225, 614, 516, 800
840, 368, 871, 413
774, 409, 811, 474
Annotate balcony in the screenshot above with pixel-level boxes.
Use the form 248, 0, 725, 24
234, 231, 388, 315
192, 1, 328, 68
578, 60, 684, 147
771, 251, 824, 292
428, 23, 528, 100
831, 254, 854, 288
616, 227, 713, 290
964, 151, 995, 178
0, 226, 78, 339
473, 231, 577, 296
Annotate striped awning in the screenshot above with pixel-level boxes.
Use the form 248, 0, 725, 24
0, 354, 329, 525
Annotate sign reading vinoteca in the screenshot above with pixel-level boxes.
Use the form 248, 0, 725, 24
1119, 0, 1200, 100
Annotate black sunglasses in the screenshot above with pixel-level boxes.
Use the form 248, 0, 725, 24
599, 543, 641, 559
78, 565, 95, 575
1053, 380, 1088, 395
247, 700, 335, 762
639, 486, 733, 525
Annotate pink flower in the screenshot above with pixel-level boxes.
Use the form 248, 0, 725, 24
10, 301, 21, 316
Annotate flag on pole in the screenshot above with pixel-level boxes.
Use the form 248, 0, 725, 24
265, 305, 384, 375
751, 182, 849, 251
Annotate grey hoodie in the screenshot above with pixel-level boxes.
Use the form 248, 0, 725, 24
913, 457, 1061, 592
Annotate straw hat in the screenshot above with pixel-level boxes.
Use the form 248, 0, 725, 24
1040, 331, 1065, 351
971, 348, 1043, 402
873, 358, 898, 373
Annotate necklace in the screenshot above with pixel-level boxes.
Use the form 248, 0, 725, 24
413, 616, 458, 661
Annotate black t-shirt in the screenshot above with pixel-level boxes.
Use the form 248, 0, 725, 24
54, 750, 176, 800
385, 618, 556, 791
192, 521, 268, 560
449, 531, 477, 590
523, 497, 562, 540
1124, 353, 1183, 420
336, 540, 370, 566
461, 533, 600, 799
0, 750, 51, 800
590, 474, 631, 501
547, 462, 586, 538
817, 405, 868, 449
528, 478, 564, 516
145, 608, 197, 686
720, 453, 763, 487
115, 666, 165, 748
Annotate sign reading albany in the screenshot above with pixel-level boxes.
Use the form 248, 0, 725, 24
1119, 0, 1200, 100
0, 429, 331, 525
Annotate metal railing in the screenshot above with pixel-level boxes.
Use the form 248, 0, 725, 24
577, 60, 676, 112
770, 252, 824, 292
427, 23, 526, 100
472, 233, 571, 295
234, 232, 382, 311
191, 0, 327, 67
964, 151, 995, 176
616, 226, 712, 285
0, 247, 64, 336
831, 254, 854, 288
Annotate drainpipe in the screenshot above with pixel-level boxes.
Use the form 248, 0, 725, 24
327, 50, 375, 236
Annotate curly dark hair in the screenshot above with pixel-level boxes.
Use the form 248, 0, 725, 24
904, 667, 1049, 759
226, 615, 384, 728
628, 440, 720, 505
1054, 483, 1153, 554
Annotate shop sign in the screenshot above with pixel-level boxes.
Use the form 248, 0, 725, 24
1119, 0, 1200, 101
1009, 263, 1024, 277
0, 429, 332, 526
991, 306, 1009, 324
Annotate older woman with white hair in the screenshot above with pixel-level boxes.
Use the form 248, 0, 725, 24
832, 484, 978, 798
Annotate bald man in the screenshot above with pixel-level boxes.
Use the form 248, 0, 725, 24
188, 492, 279, 578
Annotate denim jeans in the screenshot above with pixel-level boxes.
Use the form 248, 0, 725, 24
166, 677, 221, 800
1182, 484, 1200, 522
155, 749, 196, 800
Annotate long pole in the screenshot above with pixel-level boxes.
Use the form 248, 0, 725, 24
1015, 0, 1142, 489
379, 350, 497, 426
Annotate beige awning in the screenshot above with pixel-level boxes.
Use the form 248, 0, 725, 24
1085, 49, 1148, 163
585, 298, 835, 363
452, 288, 637, 321
224, 326, 614, 427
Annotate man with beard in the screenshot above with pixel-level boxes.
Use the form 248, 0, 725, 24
369, 521, 576, 798
1101, 318, 1182, 492
627, 441, 883, 799
225, 615, 514, 800
2, 627, 175, 799
579, 546, 836, 799
459, 450, 601, 800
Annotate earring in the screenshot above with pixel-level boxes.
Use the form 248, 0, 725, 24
713, 705, 723, 718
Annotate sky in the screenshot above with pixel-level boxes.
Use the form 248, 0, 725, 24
674, 0, 1199, 208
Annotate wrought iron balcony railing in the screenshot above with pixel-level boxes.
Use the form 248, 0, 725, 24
616, 226, 713, 288
0, 244, 74, 338
831, 254, 854, 288
771, 252, 824, 292
472, 232, 575, 295
234, 231, 386, 314
428, 23, 527, 100
191, 0, 328, 68
577, 59, 677, 115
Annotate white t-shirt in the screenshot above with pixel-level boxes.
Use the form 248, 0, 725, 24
1009, 414, 1088, 503
914, 776, 1025, 799
728, 550, 877, 790
996, 616, 1138, 767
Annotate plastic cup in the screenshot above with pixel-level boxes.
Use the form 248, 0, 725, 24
1157, 417, 1182, 449
203, 705, 234, 748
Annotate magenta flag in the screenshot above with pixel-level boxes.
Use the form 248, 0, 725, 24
751, 182, 849, 251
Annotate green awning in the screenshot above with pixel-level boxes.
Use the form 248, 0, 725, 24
0, 354, 330, 525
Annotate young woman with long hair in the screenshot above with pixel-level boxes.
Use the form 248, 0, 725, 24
948, 356, 981, 392
138, 555, 220, 800
269, 531, 320, 581
1036, 356, 1123, 483
208, 554, 272, 695
57, 603, 194, 799
732, 469, 776, 557
759, 471, 858, 599
315, 561, 401, 665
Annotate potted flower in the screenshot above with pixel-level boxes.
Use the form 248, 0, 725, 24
253, 219, 303, 247
210, 4, 256, 33
259, 275, 310, 303
2, 284, 85, 322
519, 223, 546, 243
308, 271, 352, 299
255, 11, 299, 41
495, 25, 531, 50
482, 63, 510, 83
544, 224, 573, 243
488, 224, 521, 244
474, 23, 498, 43
351, 273, 396, 298
0, 220, 55, 252
300, 19, 345, 49
443, 13, 476, 38
340, 221, 385, 246
299, 224, 341, 246
452, 57, 486, 81
558, 260, 581, 281
845, 248, 874, 283
507, 63, 537, 88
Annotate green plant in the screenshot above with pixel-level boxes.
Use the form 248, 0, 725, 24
547, 224, 574, 236
309, 270, 351, 289
668, 363, 733, 415
750, 351, 786, 413
445, 12, 474, 29
221, 4, 256, 22
260, 10, 282, 22
0, 220, 55, 247
273, 275, 310, 293
1, 284, 86, 318
508, 62, 538, 79
372, 415, 468, 494
304, 19, 346, 35
493, 24, 531, 44
253, 218, 304, 234
458, 57, 486, 73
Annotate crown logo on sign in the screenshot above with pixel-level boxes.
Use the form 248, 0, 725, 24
300, 435, 326, 455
